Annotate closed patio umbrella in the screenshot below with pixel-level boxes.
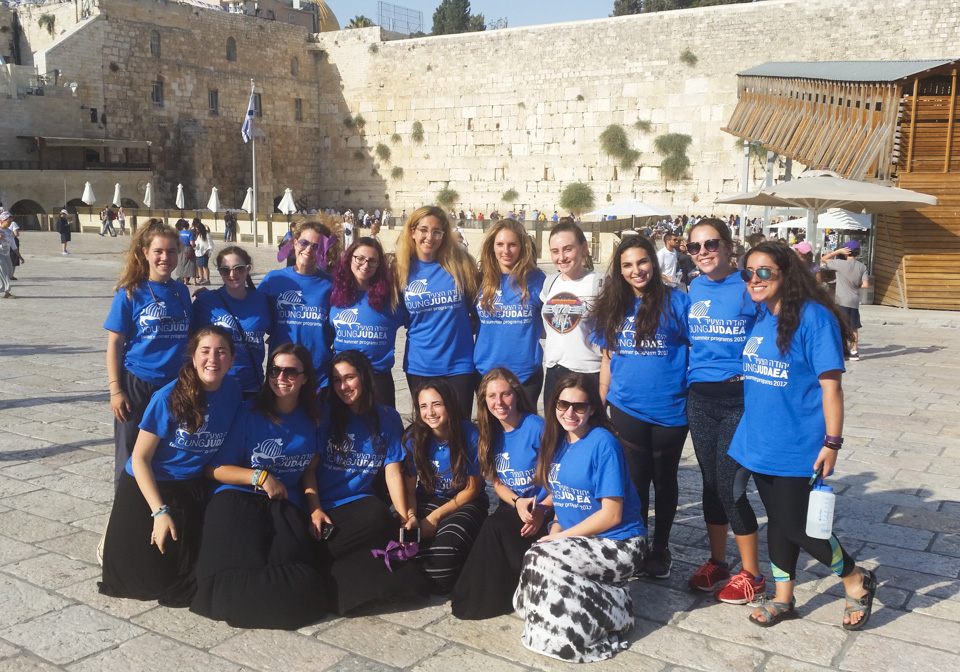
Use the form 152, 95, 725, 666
112, 183, 121, 208
143, 183, 154, 209
81, 182, 96, 205
207, 187, 222, 212
240, 187, 254, 213
175, 184, 185, 210
278, 188, 297, 215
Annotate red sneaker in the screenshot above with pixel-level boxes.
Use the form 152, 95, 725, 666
717, 570, 766, 605
687, 558, 731, 592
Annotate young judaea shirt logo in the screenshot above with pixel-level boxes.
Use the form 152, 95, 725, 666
252, 436, 313, 472
743, 337, 763, 361
406, 279, 462, 312
138, 301, 188, 336
689, 300, 711, 321
495, 451, 535, 490
331, 307, 359, 330
406, 279, 430, 299
548, 458, 593, 510
276, 290, 327, 323
174, 414, 226, 450
543, 291, 586, 334
688, 300, 748, 343
276, 290, 304, 310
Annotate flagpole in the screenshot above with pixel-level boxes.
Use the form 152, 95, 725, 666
251, 79, 258, 248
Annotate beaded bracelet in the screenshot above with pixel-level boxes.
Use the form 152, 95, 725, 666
251, 468, 263, 487
151, 505, 170, 518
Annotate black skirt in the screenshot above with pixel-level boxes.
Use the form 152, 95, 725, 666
190, 490, 331, 629
450, 501, 549, 620
98, 471, 205, 607
322, 496, 430, 615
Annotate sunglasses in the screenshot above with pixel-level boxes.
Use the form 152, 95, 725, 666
740, 267, 778, 281
218, 264, 250, 274
556, 399, 590, 415
267, 365, 304, 379
686, 239, 721, 255
296, 239, 320, 251
352, 255, 380, 268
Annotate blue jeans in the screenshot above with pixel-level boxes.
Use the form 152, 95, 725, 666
101, 219, 116, 236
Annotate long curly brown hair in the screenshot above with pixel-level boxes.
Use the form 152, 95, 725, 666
475, 368, 536, 482
116, 219, 178, 297
169, 325, 235, 434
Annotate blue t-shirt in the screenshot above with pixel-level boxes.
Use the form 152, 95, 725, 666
103, 281, 192, 385
258, 266, 335, 386
192, 287, 270, 392
687, 273, 756, 384
125, 376, 242, 481
331, 292, 406, 373
728, 301, 845, 477
547, 427, 645, 541
402, 260, 475, 376
474, 270, 546, 380
593, 290, 691, 427
315, 404, 405, 510
210, 401, 320, 509
179, 230, 194, 248
407, 420, 482, 500
490, 413, 544, 498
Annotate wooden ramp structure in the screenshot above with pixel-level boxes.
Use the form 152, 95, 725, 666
723, 60, 960, 309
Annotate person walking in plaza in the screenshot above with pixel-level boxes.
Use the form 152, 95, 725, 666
822, 240, 869, 361
394, 206, 478, 418
591, 235, 690, 579
474, 220, 547, 404
258, 220, 337, 388
513, 373, 646, 663
192, 221, 213, 285
191, 344, 331, 629
403, 379, 487, 593
330, 237, 406, 407
683, 219, 764, 603
7, 215, 23, 280
104, 220, 191, 489
657, 232, 680, 288
117, 207, 126, 236
191, 246, 269, 399
451, 368, 549, 620
540, 221, 604, 406
100, 205, 117, 237
732, 242, 877, 629
0, 211, 16, 298
57, 209, 72, 255
99, 326, 242, 606
174, 219, 196, 285
223, 212, 236, 243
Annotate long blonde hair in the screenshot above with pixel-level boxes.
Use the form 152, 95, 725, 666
478, 219, 537, 314
393, 206, 477, 302
116, 219, 178, 297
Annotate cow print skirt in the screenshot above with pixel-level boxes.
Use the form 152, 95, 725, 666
513, 534, 646, 663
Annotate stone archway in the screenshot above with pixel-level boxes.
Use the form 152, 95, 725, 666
9, 199, 46, 230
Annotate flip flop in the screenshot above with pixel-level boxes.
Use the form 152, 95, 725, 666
842, 567, 878, 631
749, 597, 798, 628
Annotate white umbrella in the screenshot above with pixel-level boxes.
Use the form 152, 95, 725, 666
586, 199, 677, 219
772, 209, 871, 232
206, 187, 222, 212
240, 187, 254, 213
278, 188, 297, 215
81, 182, 96, 205
143, 183, 154, 209
175, 184, 185, 210
112, 183, 121, 207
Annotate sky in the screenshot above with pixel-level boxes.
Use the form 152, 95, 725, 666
323, 1, 613, 31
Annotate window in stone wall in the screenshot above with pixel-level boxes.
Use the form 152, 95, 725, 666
295, 98, 302, 121
89, 108, 98, 123
226, 37, 237, 62
151, 81, 164, 107
291, 57, 299, 77
150, 31, 161, 57
253, 93, 262, 117
209, 90, 219, 116
289, 13, 296, 23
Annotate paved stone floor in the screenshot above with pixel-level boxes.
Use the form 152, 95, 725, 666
1, 231, 959, 671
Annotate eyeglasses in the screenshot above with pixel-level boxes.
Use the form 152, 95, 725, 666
556, 399, 590, 415
415, 227, 444, 239
352, 255, 380, 268
218, 264, 250, 274
686, 239, 721, 255
740, 267, 779, 281
267, 365, 304, 379
297, 239, 320, 251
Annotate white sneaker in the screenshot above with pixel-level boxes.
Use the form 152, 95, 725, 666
62, 251, 70, 255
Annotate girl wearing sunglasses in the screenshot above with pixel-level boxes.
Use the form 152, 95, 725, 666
105, 220, 192, 490
99, 326, 241, 606
191, 344, 330, 629
514, 373, 645, 663
259, 221, 339, 388
683, 219, 764, 603
402, 379, 487, 593
731, 242, 877, 629
451, 368, 550, 620
394, 207, 478, 419
591, 235, 691, 580
191, 246, 269, 399
330, 237, 406, 407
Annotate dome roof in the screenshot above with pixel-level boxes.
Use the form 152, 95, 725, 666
316, 1, 340, 32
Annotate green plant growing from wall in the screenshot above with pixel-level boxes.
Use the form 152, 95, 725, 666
375, 143, 391, 163
634, 119, 652, 133
606, 193, 612, 202
391, 133, 402, 144
371, 166, 379, 176
391, 166, 404, 179
353, 149, 365, 160
576, 94, 585, 101
354, 114, 366, 129
518, 102, 526, 110
654, 133, 693, 182
343, 116, 355, 129
599, 124, 641, 170
344, 188, 352, 195
501, 188, 519, 203
436, 187, 459, 208
38, 14, 55, 36
315, 49, 328, 60
411, 121, 424, 144
559, 182, 595, 217
368, 43, 379, 54
680, 48, 698, 67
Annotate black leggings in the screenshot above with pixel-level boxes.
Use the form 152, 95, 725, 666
753, 473, 855, 582
406, 372, 477, 420
372, 370, 397, 409
609, 404, 688, 548
686, 384, 758, 536
114, 369, 162, 491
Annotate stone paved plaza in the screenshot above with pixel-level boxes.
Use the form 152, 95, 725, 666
1, 231, 959, 671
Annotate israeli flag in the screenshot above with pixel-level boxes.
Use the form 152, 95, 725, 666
241, 81, 256, 143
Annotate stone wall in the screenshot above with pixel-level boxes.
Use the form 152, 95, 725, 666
316, 0, 960, 215
12, 0, 96, 66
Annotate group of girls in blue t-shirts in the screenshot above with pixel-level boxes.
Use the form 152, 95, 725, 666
99, 213, 877, 663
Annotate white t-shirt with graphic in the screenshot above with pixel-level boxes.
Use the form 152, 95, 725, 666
539, 271, 603, 372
